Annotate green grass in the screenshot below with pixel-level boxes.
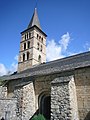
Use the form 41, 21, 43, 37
31, 114, 46, 120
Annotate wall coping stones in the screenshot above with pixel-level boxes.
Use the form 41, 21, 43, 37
51, 76, 73, 85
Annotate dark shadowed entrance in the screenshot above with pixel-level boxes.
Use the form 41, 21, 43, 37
39, 93, 51, 120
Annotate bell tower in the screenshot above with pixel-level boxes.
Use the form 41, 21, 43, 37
18, 8, 47, 72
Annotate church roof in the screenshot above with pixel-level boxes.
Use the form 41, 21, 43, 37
27, 8, 41, 29
1, 51, 90, 81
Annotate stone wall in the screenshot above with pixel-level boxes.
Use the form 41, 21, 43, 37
22, 82, 35, 120
14, 86, 23, 120
34, 76, 51, 112
69, 76, 79, 120
0, 86, 18, 120
75, 67, 90, 120
51, 75, 79, 120
0, 86, 7, 98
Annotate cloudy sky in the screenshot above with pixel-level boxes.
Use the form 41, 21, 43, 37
0, 0, 90, 76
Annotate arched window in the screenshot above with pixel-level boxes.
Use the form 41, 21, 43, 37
41, 38, 43, 43
29, 33, 31, 38
24, 43, 26, 50
41, 45, 42, 52
25, 34, 26, 40
38, 55, 41, 63
39, 36, 41, 40
27, 33, 28, 39
37, 42, 39, 50
27, 52, 30, 60
23, 53, 25, 61
37, 34, 39, 39
28, 41, 30, 48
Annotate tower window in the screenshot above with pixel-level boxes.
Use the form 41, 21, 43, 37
28, 41, 30, 48
38, 55, 41, 64
29, 33, 31, 38
27, 33, 28, 39
37, 42, 39, 50
24, 43, 26, 50
39, 36, 41, 40
27, 52, 30, 60
25, 34, 26, 40
41, 38, 43, 43
23, 53, 25, 61
41, 45, 42, 52
37, 34, 39, 39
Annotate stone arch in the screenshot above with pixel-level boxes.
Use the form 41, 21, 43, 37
38, 92, 50, 119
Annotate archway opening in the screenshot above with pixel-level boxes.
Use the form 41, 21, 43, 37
39, 94, 51, 120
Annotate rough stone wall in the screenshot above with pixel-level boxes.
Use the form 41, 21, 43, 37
75, 67, 90, 120
34, 77, 51, 112
0, 86, 18, 120
14, 86, 23, 120
69, 76, 79, 120
22, 82, 35, 120
51, 76, 79, 120
0, 86, 7, 98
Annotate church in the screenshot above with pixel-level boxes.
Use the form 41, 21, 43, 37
0, 8, 90, 120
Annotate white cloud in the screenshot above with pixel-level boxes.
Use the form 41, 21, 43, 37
60, 32, 70, 50
46, 39, 64, 61
46, 32, 71, 61
0, 63, 7, 76
0, 55, 18, 76
84, 42, 90, 51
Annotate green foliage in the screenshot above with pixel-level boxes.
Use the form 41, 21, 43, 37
31, 114, 46, 120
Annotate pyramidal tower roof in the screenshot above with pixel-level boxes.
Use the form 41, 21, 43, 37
28, 8, 41, 29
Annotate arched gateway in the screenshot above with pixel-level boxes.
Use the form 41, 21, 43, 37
39, 92, 51, 120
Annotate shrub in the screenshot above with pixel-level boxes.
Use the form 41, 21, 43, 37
31, 114, 46, 120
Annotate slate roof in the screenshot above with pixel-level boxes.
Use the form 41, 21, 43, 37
27, 8, 41, 29
0, 51, 90, 81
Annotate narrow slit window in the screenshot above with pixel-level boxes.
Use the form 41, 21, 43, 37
37, 42, 39, 50
24, 43, 26, 50
25, 34, 26, 40
23, 53, 25, 61
27, 52, 30, 60
41, 45, 42, 52
28, 41, 30, 48
38, 55, 41, 63
41, 38, 43, 43
29, 33, 31, 38
27, 33, 28, 39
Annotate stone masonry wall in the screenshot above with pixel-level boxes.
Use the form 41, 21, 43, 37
0, 86, 7, 98
69, 76, 79, 120
75, 67, 90, 120
51, 75, 79, 120
22, 82, 35, 120
0, 86, 18, 120
34, 77, 51, 112
14, 86, 23, 120
0, 98, 17, 120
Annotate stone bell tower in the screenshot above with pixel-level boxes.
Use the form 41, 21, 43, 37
18, 8, 47, 72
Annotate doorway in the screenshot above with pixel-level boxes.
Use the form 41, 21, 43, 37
39, 94, 51, 120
